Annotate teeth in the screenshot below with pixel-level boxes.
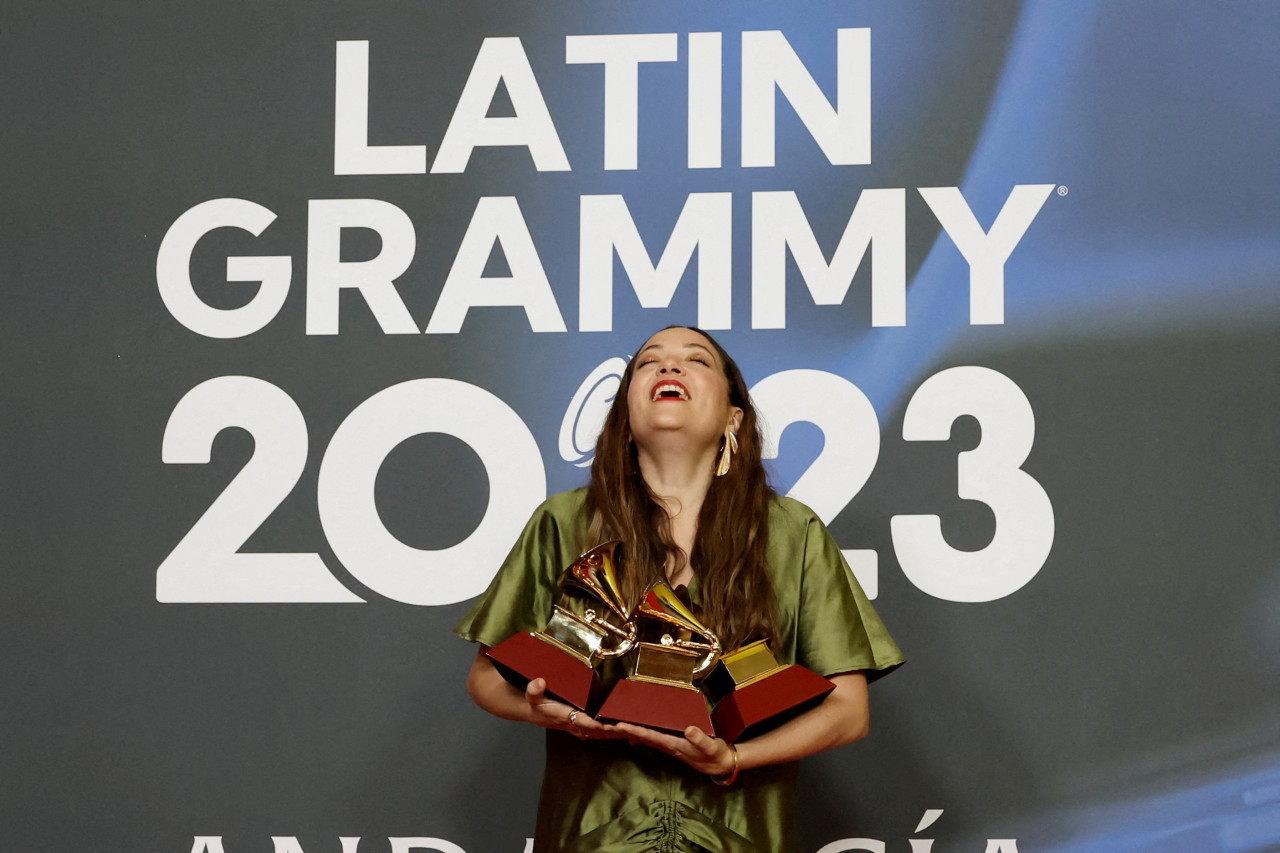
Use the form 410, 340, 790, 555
651, 383, 689, 401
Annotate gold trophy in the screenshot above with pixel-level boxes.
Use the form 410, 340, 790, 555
597, 580, 722, 734
706, 639, 835, 743
487, 541, 637, 712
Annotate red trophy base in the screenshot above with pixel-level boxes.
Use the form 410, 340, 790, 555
597, 678, 714, 734
486, 632, 605, 712
711, 665, 835, 744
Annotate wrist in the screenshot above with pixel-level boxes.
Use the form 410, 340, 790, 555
710, 744, 740, 786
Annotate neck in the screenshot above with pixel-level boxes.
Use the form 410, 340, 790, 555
634, 442, 717, 520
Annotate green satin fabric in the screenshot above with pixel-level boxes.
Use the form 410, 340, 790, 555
456, 489, 905, 853
539, 733, 794, 853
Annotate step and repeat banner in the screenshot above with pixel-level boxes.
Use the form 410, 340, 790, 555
4, 1, 1279, 851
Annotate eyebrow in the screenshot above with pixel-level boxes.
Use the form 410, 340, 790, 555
637, 342, 716, 358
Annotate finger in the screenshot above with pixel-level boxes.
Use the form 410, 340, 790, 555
613, 723, 657, 747
615, 723, 688, 754
574, 714, 609, 732
523, 680, 576, 730
683, 726, 719, 757
614, 722, 665, 745
577, 719, 630, 740
570, 713, 602, 735
615, 721, 670, 738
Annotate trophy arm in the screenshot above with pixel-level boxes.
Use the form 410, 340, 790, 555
594, 619, 637, 659
660, 634, 723, 677
691, 633, 722, 678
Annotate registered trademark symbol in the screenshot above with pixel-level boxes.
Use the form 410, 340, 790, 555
1057, 186, 1069, 196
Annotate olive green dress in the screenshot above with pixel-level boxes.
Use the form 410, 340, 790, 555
456, 489, 905, 853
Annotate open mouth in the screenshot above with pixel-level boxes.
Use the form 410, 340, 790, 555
650, 381, 690, 402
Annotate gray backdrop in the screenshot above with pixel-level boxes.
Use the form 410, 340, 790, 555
3, 2, 1279, 851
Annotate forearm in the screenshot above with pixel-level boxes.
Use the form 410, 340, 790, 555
466, 647, 533, 723
734, 672, 869, 772
466, 647, 626, 740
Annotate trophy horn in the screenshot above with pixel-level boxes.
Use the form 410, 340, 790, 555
636, 580, 722, 677
562, 540, 637, 659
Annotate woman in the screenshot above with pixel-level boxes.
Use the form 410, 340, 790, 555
457, 326, 903, 852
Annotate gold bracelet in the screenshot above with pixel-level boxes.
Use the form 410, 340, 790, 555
710, 745, 739, 786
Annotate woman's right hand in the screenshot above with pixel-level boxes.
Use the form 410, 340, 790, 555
524, 677, 625, 740
467, 648, 627, 739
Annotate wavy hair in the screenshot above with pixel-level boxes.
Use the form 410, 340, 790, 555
582, 327, 778, 650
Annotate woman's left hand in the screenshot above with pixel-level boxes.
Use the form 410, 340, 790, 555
613, 722, 736, 776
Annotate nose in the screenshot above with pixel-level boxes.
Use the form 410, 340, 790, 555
657, 361, 682, 374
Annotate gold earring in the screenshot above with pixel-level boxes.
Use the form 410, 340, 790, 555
715, 429, 738, 477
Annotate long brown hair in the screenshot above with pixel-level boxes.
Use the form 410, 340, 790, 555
582, 327, 778, 650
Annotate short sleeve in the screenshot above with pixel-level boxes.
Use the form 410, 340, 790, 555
774, 498, 906, 681
454, 489, 587, 648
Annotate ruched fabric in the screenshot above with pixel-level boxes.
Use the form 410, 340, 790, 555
565, 800, 758, 853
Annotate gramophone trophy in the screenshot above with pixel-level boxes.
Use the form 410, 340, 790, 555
597, 580, 722, 734
486, 541, 636, 712
706, 639, 835, 743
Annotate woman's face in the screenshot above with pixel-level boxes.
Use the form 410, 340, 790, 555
625, 327, 742, 454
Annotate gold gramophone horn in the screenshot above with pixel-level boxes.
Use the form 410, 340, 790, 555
635, 580, 722, 677
561, 541, 637, 659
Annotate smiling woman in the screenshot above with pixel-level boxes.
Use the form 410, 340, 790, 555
456, 326, 904, 852
626, 330, 742, 492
